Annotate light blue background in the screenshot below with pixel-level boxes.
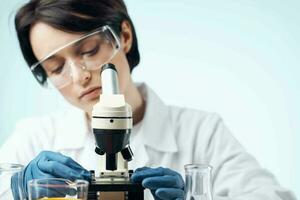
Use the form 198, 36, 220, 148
1, 0, 299, 198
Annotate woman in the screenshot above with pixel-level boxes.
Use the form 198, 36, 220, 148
0, 0, 296, 199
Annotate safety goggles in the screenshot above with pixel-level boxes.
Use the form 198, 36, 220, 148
30, 25, 121, 89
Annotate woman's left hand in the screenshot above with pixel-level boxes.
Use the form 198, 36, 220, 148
131, 167, 185, 200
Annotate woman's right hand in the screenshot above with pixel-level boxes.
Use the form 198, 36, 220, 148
11, 151, 91, 199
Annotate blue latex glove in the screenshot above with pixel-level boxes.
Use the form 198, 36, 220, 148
131, 167, 185, 200
11, 151, 91, 199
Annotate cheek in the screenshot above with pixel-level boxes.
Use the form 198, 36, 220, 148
59, 86, 78, 104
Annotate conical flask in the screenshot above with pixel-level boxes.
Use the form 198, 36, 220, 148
184, 164, 213, 200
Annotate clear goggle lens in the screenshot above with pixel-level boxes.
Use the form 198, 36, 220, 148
30, 25, 120, 89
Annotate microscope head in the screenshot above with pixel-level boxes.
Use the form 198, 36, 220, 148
92, 63, 133, 171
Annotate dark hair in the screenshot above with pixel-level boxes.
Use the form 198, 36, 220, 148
15, 0, 140, 85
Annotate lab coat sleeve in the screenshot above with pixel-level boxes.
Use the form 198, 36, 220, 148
0, 120, 32, 198
0, 118, 55, 199
198, 114, 297, 200
0, 117, 54, 165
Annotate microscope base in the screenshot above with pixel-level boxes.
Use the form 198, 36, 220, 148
88, 179, 144, 200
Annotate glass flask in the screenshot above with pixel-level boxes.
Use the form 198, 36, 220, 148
28, 178, 89, 200
184, 164, 213, 200
0, 163, 25, 200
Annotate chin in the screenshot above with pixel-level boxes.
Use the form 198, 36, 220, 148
82, 98, 99, 113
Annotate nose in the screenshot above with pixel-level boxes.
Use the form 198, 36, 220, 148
68, 60, 91, 86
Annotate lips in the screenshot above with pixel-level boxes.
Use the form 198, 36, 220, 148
79, 86, 101, 100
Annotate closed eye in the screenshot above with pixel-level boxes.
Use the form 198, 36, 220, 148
51, 65, 64, 75
81, 45, 99, 57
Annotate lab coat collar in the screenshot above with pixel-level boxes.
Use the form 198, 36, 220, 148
137, 83, 178, 153
53, 107, 89, 151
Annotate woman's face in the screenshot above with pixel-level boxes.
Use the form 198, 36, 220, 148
29, 22, 133, 114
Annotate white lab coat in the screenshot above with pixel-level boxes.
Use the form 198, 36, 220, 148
0, 83, 296, 200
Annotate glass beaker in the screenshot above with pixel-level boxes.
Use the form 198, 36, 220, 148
0, 163, 25, 200
28, 178, 89, 200
184, 164, 213, 200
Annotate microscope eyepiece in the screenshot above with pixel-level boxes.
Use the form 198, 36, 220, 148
100, 63, 119, 95
101, 63, 117, 74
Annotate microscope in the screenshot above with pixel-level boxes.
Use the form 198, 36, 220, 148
88, 63, 144, 200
